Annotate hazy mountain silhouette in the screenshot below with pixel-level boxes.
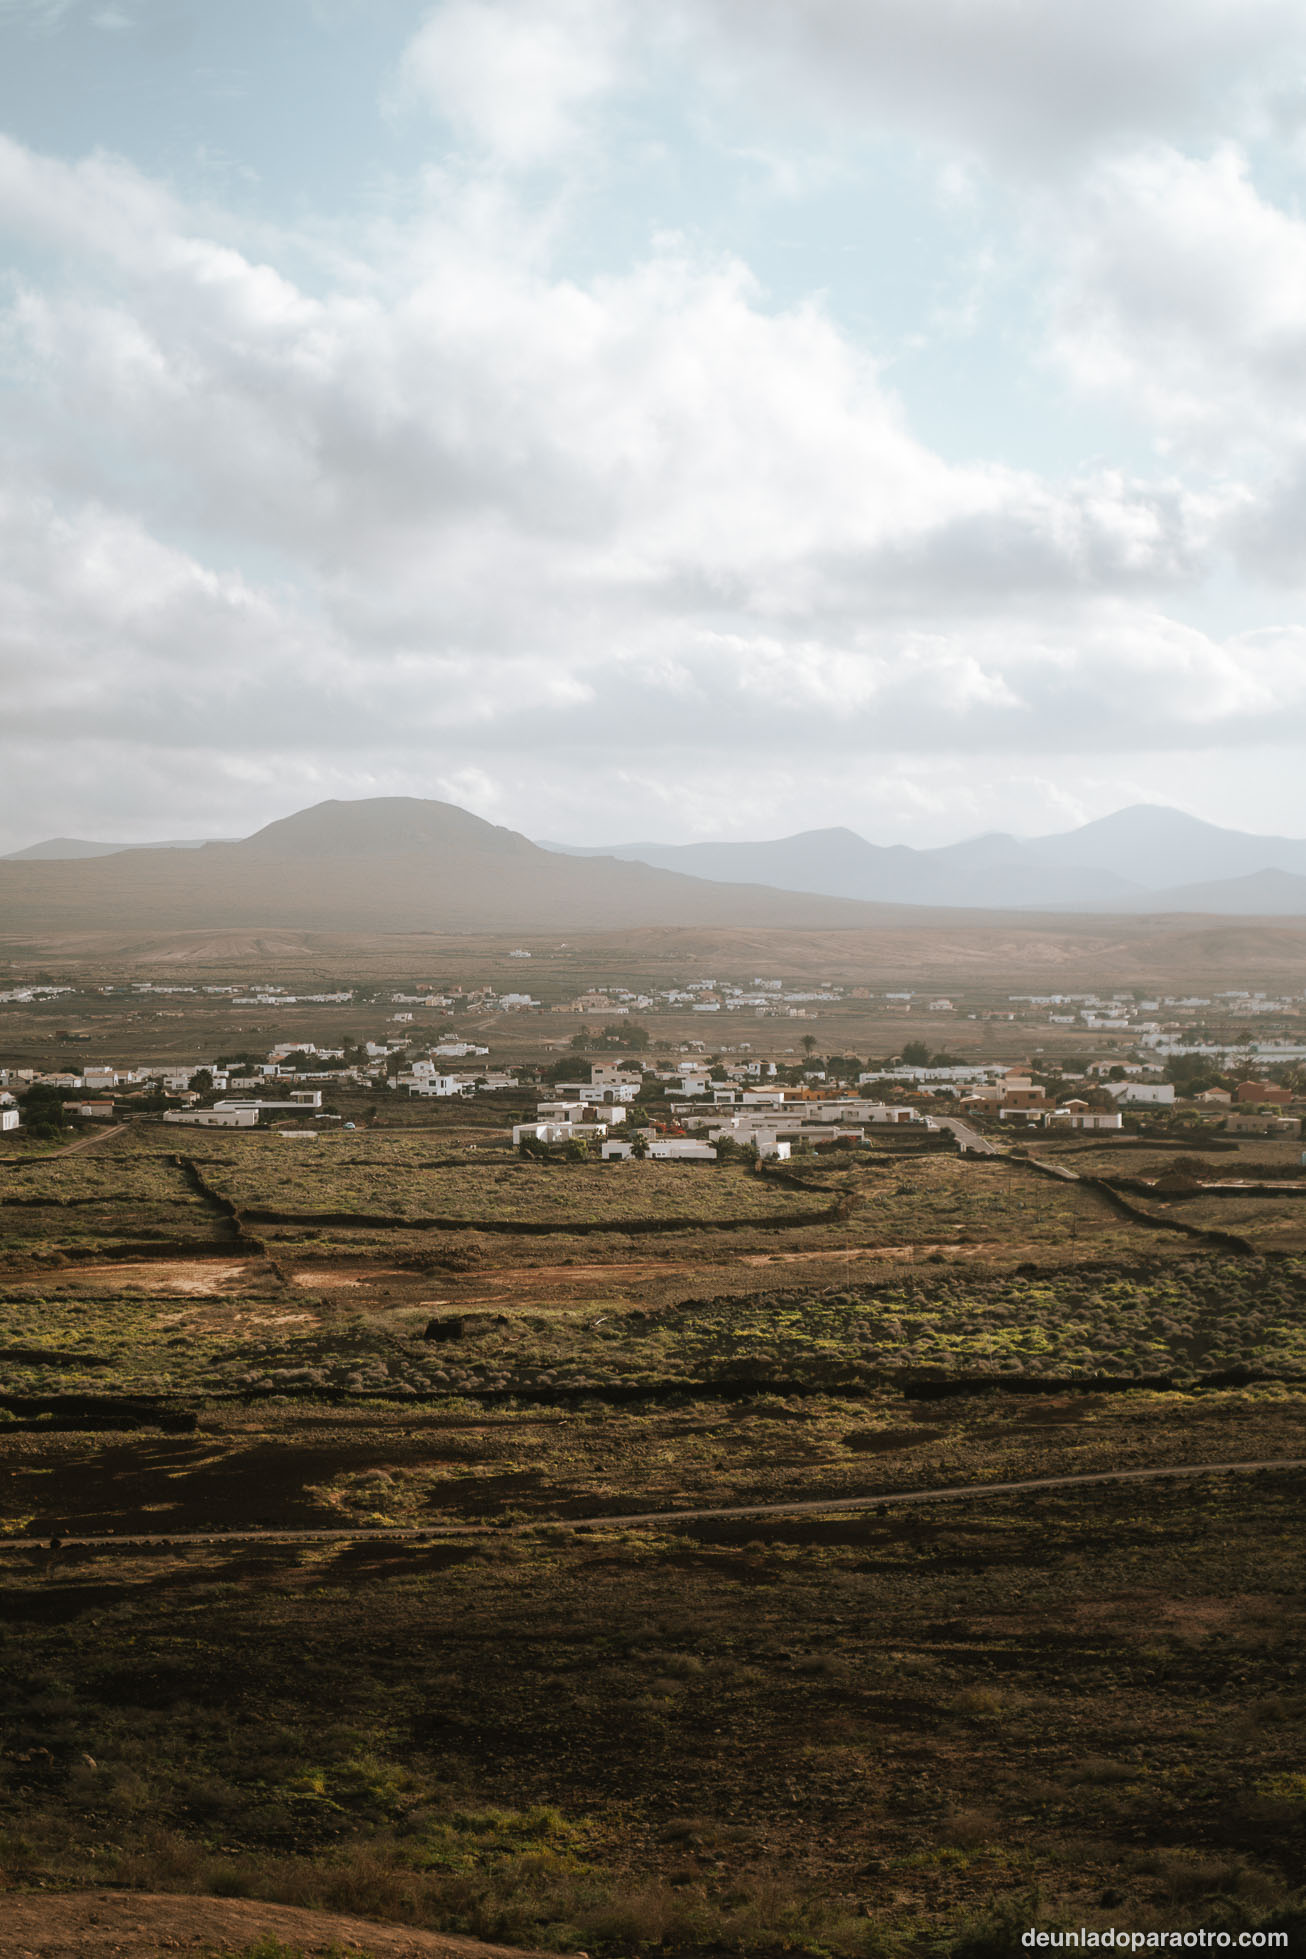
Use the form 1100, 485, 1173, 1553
0, 797, 898, 936
541, 805, 1306, 912
2, 836, 219, 861
6, 798, 1306, 939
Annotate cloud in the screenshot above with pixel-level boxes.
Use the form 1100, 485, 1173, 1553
397, 0, 625, 168
683, 0, 1306, 174
1036, 140, 1306, 586
0, 115, 1300, 851
1050, 145, 1306, 454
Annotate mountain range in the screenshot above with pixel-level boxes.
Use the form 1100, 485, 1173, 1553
539, 805, 1306, 914
0, 798, 885, 938
3, 836, 222, 861
3, 799, 1306, 942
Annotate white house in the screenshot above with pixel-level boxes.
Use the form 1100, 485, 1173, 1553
163, 1108, 259, 1128
548, 1081, 638, 1104
1107, 1082, 1175, 1106
1, 1107, 19, 1132
707, 1118, 791, 1159
1044, 1106, 1123, 1131
513, 1119, 611, 1145
648, 1138, 716, 1161
538, 1100, 625, 1126
398, 1065, 463, 1096
207, 1093, 322, 1116
590, 1064, 641, 1090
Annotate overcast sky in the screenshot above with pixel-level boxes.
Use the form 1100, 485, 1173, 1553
2, 0, 1306, 851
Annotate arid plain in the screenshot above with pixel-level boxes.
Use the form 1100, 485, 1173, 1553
2, 919, 1305, 1959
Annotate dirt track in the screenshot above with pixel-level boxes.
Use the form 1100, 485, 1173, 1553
3, 1455, 1301, 1553
0, 1888, 565, 1958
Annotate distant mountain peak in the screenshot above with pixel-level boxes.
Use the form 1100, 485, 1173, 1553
237, 796, 537, 859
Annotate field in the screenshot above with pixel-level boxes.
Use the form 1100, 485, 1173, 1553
2, 1410, 1304, 1953
0, 1151, 232, 1261
4, 1070, 1306, 1954
185, 1139, 827, 1229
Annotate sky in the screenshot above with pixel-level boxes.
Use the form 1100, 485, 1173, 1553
2, 0, 1306, 852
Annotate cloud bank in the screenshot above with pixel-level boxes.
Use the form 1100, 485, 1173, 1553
0, 0, 1305, 848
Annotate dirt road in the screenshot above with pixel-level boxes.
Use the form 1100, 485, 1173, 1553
3, 1455, 1301, 1554
42, 1122, 130, 1156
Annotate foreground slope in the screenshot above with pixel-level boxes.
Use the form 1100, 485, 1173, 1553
0, 1890, 560, 1957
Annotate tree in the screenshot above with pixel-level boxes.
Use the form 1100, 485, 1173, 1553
18, 1083, 66, 1138
801, 1034, 818, 1058
901, 1041, 930, 1067
188, 1068, 214, 1093
1164, 1054, 1223, 1095
579, 1021, 649, 1052
631, 1131, 649, 1159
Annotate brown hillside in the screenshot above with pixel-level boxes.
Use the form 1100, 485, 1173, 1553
0, 797, 891, 937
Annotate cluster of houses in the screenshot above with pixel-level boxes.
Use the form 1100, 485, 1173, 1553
509, 1060, 939, 1160
5, 963, 1306, 1155
503, 1050, 1306, 1157
559, 977, 846, 1020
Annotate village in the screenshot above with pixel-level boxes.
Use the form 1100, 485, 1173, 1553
4, 964, 1305, 1155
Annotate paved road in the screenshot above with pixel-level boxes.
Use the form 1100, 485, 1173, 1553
938, 1118, 1000, 1156
3, 1456, 1301, 1555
